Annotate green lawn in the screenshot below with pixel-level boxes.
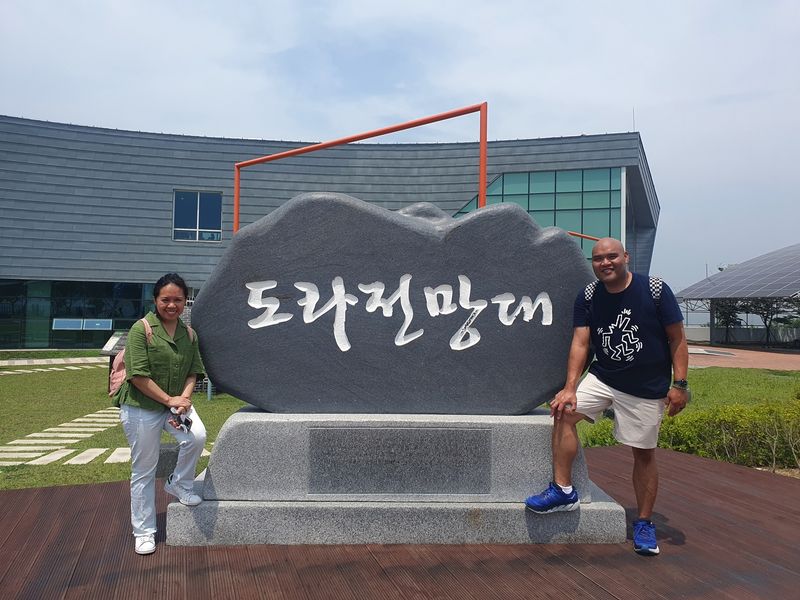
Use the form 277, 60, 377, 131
2, 365, 798, 489
684, 367, 800, 408
0, 367, 245, 490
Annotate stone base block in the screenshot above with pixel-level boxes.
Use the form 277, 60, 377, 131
202, 409, 594, 503
166, 410, 627, 546
166, 481, 626, 545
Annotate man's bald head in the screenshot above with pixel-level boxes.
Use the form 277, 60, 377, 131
592, 237, 626, 257
591, 237, 630, 291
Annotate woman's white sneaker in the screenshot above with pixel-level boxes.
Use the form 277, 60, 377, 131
134, 534, 155, 555
164, 476, 202, 506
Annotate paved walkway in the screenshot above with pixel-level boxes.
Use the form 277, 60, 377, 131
688, 345, 800, 370
0, 406, 210, 467
0, 356, 107, 367
0, 364, 107, 377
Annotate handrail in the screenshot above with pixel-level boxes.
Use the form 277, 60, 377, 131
233, 103, 488, 232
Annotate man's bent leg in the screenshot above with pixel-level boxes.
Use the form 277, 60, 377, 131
631, 446, 658, 519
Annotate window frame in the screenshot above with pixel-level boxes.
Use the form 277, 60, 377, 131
172, 189, 223, 243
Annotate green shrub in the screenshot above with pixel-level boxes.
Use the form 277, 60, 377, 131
580, 418, 616, 447
580, 401, 800, 470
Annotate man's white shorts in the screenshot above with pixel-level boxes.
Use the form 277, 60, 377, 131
575, 372, 665, 449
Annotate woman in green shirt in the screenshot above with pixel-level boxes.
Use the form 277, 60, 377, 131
115, 273, 207, 555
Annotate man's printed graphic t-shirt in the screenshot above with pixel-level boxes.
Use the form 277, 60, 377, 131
573, 273, 683, 399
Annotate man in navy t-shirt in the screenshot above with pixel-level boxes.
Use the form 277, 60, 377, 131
524, 237, 689, 556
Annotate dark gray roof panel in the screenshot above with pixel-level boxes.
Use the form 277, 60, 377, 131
0, 115, 660, 285
677, 243, 800, 300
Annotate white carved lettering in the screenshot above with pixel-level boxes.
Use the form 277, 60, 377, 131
450, 275, 488, 350
424, 284, 457, 316
244, 274, 553, 353
294, 277, 358, 351
491, 291, 553, 326
358, 274, 423, 346
245, 281, 294, 329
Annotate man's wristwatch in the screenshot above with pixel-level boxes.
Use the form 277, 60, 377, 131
671, 379, 689, 391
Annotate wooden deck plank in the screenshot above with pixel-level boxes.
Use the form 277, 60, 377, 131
1, 447, 799, 599
586, 447, 800, 600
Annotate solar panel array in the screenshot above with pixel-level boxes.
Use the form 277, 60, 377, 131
677, 243, 800, 300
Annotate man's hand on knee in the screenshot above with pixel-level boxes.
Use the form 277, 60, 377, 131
550, 388, 578, 420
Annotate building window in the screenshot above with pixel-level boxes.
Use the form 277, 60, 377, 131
455, 168, 623, 257
173, 191, 222, 242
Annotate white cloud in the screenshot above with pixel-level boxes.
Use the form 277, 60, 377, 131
0, 0, 798, 289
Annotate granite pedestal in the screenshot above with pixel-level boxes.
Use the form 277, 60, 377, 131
167, 409, 626, 545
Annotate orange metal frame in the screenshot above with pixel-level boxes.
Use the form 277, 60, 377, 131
569, 231, 600, 241
233, 102, 488, 232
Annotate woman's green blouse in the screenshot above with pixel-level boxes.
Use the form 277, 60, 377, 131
114, 312, 205, 412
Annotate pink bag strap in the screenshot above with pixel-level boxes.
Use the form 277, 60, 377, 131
139, 317, 154, 345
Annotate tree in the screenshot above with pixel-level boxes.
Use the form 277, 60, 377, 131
741, 298, 800, 347
711, 298, 743, 344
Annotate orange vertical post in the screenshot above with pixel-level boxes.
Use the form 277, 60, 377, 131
233, 165, 241, 233
478, 102, 488, 208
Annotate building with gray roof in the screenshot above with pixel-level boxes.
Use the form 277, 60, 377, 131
678, 243, 800, 301
677, 243, 800, 346
0, 115, 661, 348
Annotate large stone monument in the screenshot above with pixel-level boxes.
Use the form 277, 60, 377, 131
167, 193, 626, 545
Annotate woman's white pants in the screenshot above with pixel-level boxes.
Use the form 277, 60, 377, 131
119, 404, 207, 537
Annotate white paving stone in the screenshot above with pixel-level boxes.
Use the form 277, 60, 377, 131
64, 421, 116, 427
64, 366, 83, 370
72, 417, 119, 422
27, 432, 92, 439
26, 449, 76, 464
8, 439, 76, 446
0, 452, 45, 459
49, 367, 67, 371
65, 448, 108, 464
0, 461, 26, 466
46, 427, 108, 433
15, 369, 35, 373
105, 447, 131, 463
0, 445, 64, 452
202, 449, 211, 457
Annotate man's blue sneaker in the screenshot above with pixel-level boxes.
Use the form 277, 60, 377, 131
525, 482, 579, 514
632, 519, 660, 555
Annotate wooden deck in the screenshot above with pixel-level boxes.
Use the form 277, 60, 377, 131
1, 447, 798, 599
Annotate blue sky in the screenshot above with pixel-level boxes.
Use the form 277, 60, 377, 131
1, 0, 798, 291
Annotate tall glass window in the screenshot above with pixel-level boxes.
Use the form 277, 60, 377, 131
0, 279, 153, 349
173, 190, 223, 242
455, 167, 623, 257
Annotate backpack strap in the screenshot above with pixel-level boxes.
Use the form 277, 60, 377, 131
139, 317, 154, 345
584, 280, 600, 303
186, 325, 195, 343
586, 276, 662, 308
648, 276, 663, 308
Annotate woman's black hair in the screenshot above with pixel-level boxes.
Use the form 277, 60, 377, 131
153, 273, 189, 299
